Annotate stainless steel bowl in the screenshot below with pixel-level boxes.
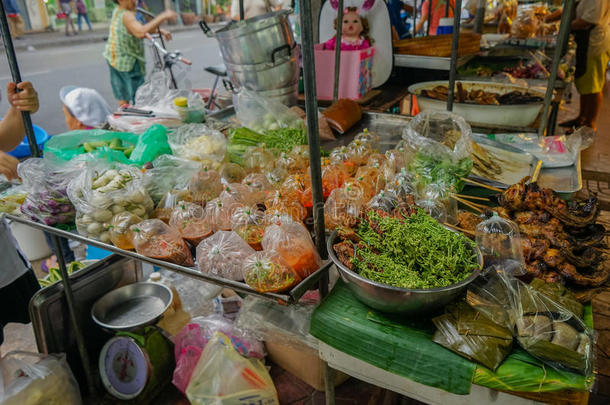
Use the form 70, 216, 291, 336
327, 230, 483, 315
91, 282, 173, 332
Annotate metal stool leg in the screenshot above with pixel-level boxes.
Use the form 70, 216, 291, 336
207, 75, 220, 109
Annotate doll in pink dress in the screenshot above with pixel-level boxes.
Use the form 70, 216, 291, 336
323, 6, 372, 51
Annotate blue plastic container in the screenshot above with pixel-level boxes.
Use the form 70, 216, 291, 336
8, 124, 50, 158
436, 18, 454, 35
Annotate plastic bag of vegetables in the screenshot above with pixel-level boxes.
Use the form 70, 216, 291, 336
131, 219, 194, 266
68, 163, 154, 242
18, 158, 83, 226
0, 351, 82, 405
168, 124, 227, 167
169, 201, 213, 246
143, 155, 201, 204
242, 251, 300, 293
196, 230, 255, 280
235, 89, 305, 133
261, 220, 321, 279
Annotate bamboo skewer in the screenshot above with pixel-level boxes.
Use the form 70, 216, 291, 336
444, 222, 476, 237
455, 194, 490, 202
461, 177, 503, 193
451, 195, 485, 214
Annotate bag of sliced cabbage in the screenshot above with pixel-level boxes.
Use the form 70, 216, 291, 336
0, 351, 82, 405
168, 124, 227, 169
467, 267, 594, 378
68, 162, 154, 242
17, 158, 84, 226
235, 89, 305, 133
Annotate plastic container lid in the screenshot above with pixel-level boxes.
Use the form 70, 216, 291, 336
173, 97, 188, 107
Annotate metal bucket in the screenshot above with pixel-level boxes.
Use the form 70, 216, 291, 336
200, 10, 295, 66
225, 45, 300, 91
255, 83, 299, 106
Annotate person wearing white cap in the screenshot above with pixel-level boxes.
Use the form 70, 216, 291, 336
60, 85, 113, 130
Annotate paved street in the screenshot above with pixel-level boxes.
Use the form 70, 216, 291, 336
0, 29, 223, 135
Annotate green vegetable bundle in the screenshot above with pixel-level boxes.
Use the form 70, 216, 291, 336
227, 127, 308, 164
39, 261, 87, 287
409, 151, 473, 192
351, 210, 479, 289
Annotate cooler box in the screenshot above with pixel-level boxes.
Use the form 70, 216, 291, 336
314, 44, 375, 100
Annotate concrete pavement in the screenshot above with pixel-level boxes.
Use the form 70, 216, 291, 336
1, 21, 221, 52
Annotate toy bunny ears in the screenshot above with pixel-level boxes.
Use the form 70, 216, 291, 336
329, 0, 376, 12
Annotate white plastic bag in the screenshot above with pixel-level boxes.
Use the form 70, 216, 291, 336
0, 351, 82, 405
236, 89, 305, 133
185, 331, 279, 405
168, 124, 227, 167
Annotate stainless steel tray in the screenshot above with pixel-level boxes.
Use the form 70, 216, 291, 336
29, 255, 141, 382
537, 151, 583, 196
210, 107, 582, 195
470, 135, 542, 189
393, 54, 474, 70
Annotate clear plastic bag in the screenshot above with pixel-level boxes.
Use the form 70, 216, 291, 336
185, 331, 278, 405
230, 206, 266, 250
355, 129, 381, 151
235, 296, 319, 350
467, 267, 595, 378
261, 221, 321, 279
218, 162, 246, 185
0, 351, 82, 405
109, 211, 143, 250
153, 189, 193, 224
169, 202, 213, 246
220, 183, 257, 208
324, 187, 365, 230
404, 111, 473, 160
347, 139, 374, 166
367, 189, 399, 212
131, 219, 194, 266
204, 198, 235, 232
168, 124, 227, 167
475, 213, 525, 273
188, 167, 223, 206
196, 230, 255, 280
236, 89, 305, 133
18, 158, 81, 226
433, 301, 513, 371
242, 173, 274, 204
242, 251, 300, 293
144, 155, 201, 204
68, 163, 154, 242
416, 199, 448, 223
242, 146, 276, 174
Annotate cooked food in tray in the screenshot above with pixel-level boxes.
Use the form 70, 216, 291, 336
470, 140, 538, 186
421, 82, 543, 105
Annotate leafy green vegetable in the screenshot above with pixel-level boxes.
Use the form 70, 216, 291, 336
349, 210, 479, 289
409, 151, 473, 192
227, 126, 326, 164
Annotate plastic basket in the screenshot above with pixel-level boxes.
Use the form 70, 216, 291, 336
314, 44, 375, 100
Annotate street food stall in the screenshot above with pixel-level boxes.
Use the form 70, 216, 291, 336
1, 0, 608, 404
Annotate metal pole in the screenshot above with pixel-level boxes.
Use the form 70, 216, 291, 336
538, 0, 573, 137
239, 0, 244, 20
412, 0, 417, 37
50, 234, 96, 395
446, 0, 462, 111
298, 0, 326, 261
0, 2, 40, 158
333, 0, 344, 102
426, 0, 433, 35
473, 0, 485, 34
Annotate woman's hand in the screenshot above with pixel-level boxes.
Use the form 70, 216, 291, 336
0, 151, 19, 181
160, 28, 172, 41
8, 81, 39, 114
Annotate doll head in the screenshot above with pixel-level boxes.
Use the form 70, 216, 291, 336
334, 7, 372, 43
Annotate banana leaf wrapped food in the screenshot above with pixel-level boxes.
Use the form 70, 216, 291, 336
433, 301, 513, 371
467, 267, 594, 376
